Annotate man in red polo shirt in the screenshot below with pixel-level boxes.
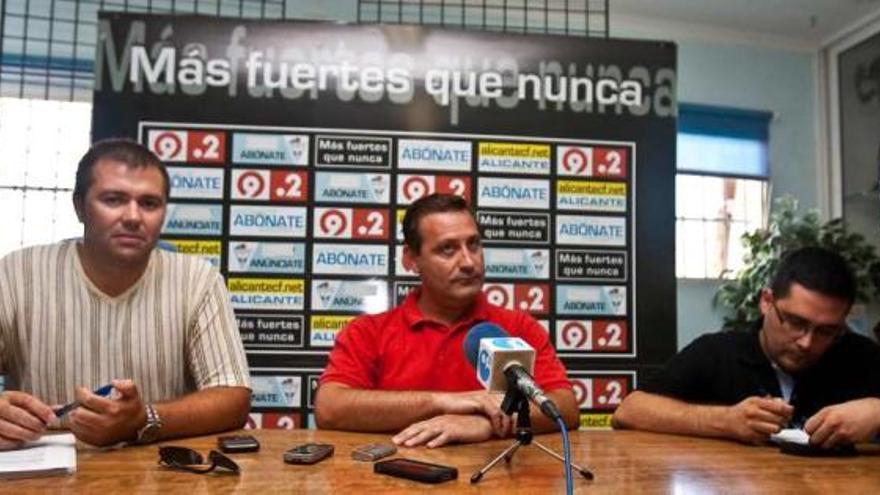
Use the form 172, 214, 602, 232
315, 194, 578, 448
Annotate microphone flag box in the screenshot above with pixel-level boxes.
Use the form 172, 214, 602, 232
477, 337, 536, 392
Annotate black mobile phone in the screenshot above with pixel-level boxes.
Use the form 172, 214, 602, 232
218, 435, 260, 453
778, 440, 857, 457
374, 458, 458, 484
283, 443, 334, 465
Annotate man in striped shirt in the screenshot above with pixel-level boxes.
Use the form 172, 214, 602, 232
0, 139, 251, 449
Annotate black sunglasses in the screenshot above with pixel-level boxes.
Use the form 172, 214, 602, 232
158, 446, 240, 475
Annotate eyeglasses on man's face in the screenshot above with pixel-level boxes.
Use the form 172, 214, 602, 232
770, 301, 845, 343
158, 446, 240, 475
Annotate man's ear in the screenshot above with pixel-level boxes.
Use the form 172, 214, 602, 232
72, 195, 85, 223
402, 244, 419, 273
758, 288, 773, 317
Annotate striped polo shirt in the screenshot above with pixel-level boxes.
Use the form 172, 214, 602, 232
0, 241, 251, 404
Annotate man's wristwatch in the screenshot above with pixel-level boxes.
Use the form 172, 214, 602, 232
135, 404, 163, 444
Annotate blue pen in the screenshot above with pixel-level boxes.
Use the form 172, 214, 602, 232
54, 384, 115, 418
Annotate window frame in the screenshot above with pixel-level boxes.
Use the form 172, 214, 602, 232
675, 103, 772, 280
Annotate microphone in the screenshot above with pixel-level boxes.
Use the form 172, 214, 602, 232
463, 322, 562, 421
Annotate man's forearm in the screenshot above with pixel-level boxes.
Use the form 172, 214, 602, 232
152, 386, 251, 441
316, 383, 579, 434
529, 388, 580, 433
612, 391, 730, 438
315, 384, 444, 432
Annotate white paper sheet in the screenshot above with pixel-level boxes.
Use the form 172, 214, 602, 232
770, 428, 810, 445
0, 433, 76, 478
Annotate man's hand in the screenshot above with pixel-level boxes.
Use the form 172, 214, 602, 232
805, 398, 880, 448
68, 379, 147, 447
0, 391, 55, 450
723, 396, 793, 444
392, 414, 494, 448
434, 391, 513, 438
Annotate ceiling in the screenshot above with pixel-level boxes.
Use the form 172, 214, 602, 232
611, 0, 880, 46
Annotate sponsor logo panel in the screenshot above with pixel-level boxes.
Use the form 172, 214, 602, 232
393, 281, 420, 306
311, 279, 388, 312
165, 239, 221, 267
231, 169, 269, 200
245, 412, 301, 430
398, 139, 471, 171
228, 205, 307, 237
556, 285, 626, 316
228, 241, 305, 274
395, 208, 406, 241
250, 375, 302, 408
570, 374, 633, 412
579, 414, 613, 429
245, 414, 260, 429
228, 278, 305, 310
556, 180, 626, 212
149, 130, 188, 162
477, 141, 551, 175
232, 133, 308, 166
484, 248, 550, 279
237, 313, 304, 349
314, 172, 390, 204
307, 375, 320, 408
394, 245, 417, 278
477, 177, 549, 209
167, 167, 224, 199
476, 210, 550, 244
231, 169, 308, 202
315, 135, 391, 168
556, 214, 626, 246
162, 203, 223, 236
310, 315, 355, 348
314, 207, 389, 240
556, 249, 627, 281
312, 243, 389, 276
397, 174, 471, 204
556, 145, 629, 179
148, 129, 226, 164
482, 283, 550, 315
555, 320, 629, 352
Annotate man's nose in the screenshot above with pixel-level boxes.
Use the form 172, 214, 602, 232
458, 246, 475, 269
794, 329, 814, 350
122, 201, 142, 224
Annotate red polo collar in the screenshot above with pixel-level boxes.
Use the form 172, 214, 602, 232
400, 288, 491, 333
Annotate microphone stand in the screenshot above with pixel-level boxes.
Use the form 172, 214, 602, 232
470, 379, 594, 484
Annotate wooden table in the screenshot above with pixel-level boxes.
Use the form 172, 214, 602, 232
5, 429, 880, 493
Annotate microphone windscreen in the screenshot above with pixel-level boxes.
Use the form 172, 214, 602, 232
462, 322, 509, 368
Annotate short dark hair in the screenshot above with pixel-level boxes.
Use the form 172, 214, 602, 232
73, 138, 169, 200
770, 246, 856, 305
402, 193, 471, 253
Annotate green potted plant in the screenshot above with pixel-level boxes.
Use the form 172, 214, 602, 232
714, 195, 880, 330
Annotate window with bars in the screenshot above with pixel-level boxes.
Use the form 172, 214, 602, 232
357, 0, 609, 37
0, 97, 88, 257
675, 104, 772, 279
1, 0, 291, 101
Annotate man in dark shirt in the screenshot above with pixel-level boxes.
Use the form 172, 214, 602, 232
613, 247, 880, 447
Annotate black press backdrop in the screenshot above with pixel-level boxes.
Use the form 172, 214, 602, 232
91, 12, 676, 429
